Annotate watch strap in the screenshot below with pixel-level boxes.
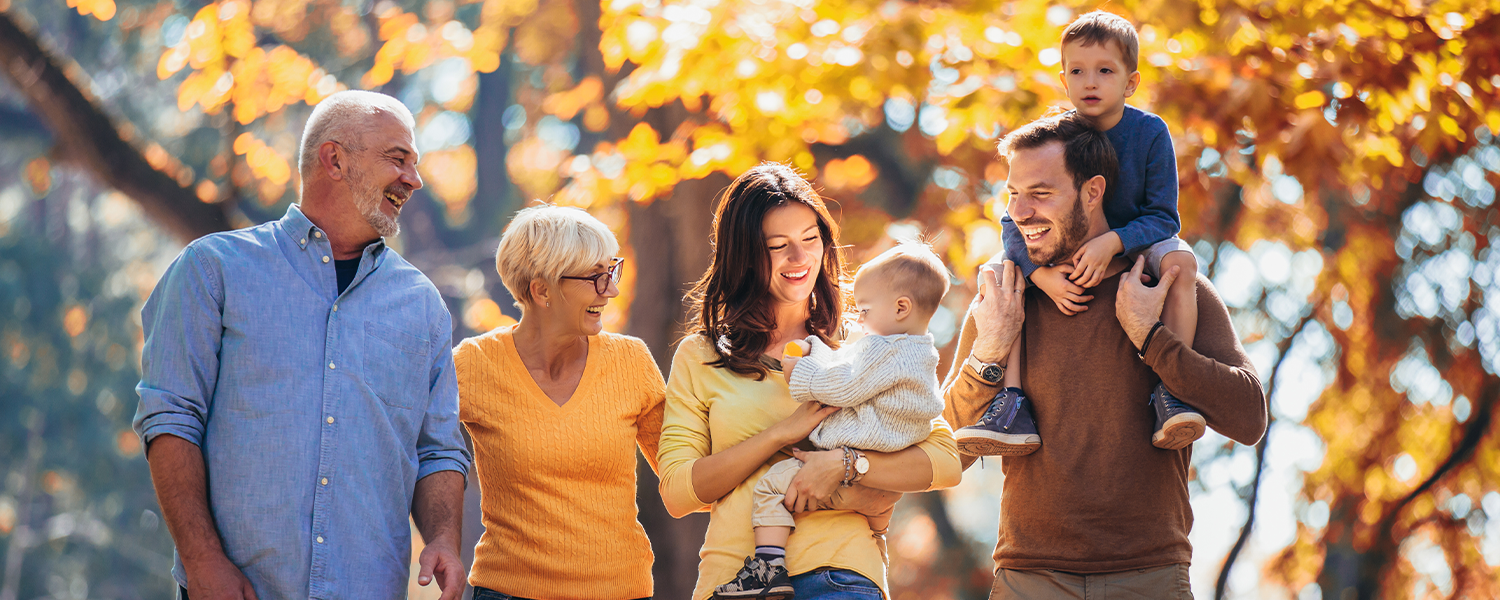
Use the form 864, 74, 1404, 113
964, 353, 1004, 383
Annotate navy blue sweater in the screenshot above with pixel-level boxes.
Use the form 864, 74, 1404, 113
1002, 105, 1180, 276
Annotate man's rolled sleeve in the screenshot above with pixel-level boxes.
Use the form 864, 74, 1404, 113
940, 310, 1003, 431
133, 244, 223, 450
1143, 277, 1267, 446
416, 311, 472, 481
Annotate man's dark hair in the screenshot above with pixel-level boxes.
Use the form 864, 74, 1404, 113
998, 113, 1118, 193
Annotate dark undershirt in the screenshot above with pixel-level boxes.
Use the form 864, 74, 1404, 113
334, 258, 360, 295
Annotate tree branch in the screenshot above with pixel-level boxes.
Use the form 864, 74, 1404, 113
1214, 303, 1323, 599
1356, 376, 1498, 598
0, 11, 231, 243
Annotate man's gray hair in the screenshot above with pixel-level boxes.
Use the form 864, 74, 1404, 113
297, 90, 416, 181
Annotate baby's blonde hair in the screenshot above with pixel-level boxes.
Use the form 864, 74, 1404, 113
856, 242, 950, 314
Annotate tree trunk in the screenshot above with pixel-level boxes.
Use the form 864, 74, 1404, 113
626, 173, 724, 600
0, 11, 231, 243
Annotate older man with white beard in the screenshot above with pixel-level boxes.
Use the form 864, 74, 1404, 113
134, 90, 471, 600
942, 113, 1267, 598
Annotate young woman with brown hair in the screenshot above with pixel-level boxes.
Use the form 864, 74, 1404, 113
657, 163, 962, 600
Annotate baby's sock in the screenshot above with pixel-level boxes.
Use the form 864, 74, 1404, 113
755, 546, 786, 562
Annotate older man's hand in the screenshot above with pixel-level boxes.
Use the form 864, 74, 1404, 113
416, 537, 466, 600
1116, 256, 1182, 349
970, 261, 1027, 364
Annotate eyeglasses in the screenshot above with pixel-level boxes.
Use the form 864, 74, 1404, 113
559, 257, 624, 295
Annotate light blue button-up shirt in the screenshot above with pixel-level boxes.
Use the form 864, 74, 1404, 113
133, 204, 471, 600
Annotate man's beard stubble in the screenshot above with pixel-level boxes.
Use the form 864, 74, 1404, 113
348, 165, 401, 238
1023, 190, 1089, 267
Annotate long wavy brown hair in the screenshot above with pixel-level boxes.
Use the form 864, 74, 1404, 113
685, 163, 850, 380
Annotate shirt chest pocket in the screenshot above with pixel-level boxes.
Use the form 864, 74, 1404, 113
363, 321, 430, 410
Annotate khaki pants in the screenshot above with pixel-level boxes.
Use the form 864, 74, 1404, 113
752, 458, 894, 564
990, 564, 1193, 599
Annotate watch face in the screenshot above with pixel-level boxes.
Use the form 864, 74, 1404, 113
855, 456, 870, 474
981, 365, 1003, 382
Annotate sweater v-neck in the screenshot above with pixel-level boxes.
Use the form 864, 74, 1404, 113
502, 327, 596, 410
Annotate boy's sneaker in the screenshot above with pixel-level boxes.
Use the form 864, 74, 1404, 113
955, 388, 1041, 456
1150, 382, 1205, 450
712, 556, 794, 600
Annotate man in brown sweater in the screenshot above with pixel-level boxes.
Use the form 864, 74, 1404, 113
942, 114, 1267, 597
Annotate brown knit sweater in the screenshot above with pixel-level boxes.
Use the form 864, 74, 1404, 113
942, 271, 1266, 573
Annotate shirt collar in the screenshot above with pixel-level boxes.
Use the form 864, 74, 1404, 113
278, 203, 387, 257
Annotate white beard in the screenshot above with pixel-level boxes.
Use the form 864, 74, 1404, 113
348, 165, 400, 238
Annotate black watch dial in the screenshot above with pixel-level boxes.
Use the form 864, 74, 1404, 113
980, 364, 1004, 383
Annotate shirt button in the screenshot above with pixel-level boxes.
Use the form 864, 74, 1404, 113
328, 362, 335, 369
321, 478, 328, 486
326, 416, 335, 424
314, 231, 323, 238
322, 256, 330, 264
332, 304, 338, 311
300, 238, 307, 245
317, 536, 324, 543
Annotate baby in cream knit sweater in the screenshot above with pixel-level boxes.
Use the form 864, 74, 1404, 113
714, 242, 949, 599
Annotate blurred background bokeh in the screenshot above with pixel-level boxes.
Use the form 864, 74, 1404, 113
1, 0, 1498, 598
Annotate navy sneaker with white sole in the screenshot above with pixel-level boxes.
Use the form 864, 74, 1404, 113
956, 387, 1040, 456
1150, 382, 1205, 450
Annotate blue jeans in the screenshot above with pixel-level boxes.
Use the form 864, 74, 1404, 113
792, 569, 883, 600
472, 587, 649, 600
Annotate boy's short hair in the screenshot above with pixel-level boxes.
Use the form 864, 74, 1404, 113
1061, 11, 1139, 73
857, 242, 950, 314
998, 112, 1119, 193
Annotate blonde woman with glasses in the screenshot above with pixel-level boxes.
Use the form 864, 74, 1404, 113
455, 205, 664, 600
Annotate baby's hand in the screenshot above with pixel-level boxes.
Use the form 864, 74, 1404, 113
1069, 232, 1123, 288
782, 340, 809, 384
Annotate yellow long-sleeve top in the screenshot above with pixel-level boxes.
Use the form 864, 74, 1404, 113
658, 335, 963, 600
455, 327, 665, 600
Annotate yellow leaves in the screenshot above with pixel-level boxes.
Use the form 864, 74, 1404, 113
232, 132, 292, 188
229, 46, 339, 125
513, 0, 579, 66
158, 44, 189, 80
1358, 134, 1404, 169
366, 8, 491, 87
1294, 91, 1326, 111
506, 137, 565, 202
66, 0, 116, 21
1226, 20, 1261, 55
463, 297, 515, 333
821, 155, 877, 191
543, 78, 604, 120
158, 1, 334, 122
618, 123, 663, 162
417, 145, 478, 217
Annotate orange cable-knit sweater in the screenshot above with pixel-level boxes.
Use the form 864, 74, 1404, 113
455, 327, 665, 600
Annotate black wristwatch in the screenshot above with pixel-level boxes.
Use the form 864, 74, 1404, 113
965, 354, 1005, 384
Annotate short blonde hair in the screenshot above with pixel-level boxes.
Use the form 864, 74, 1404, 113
856, 242, 950, 314
495, 205, 620, 307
